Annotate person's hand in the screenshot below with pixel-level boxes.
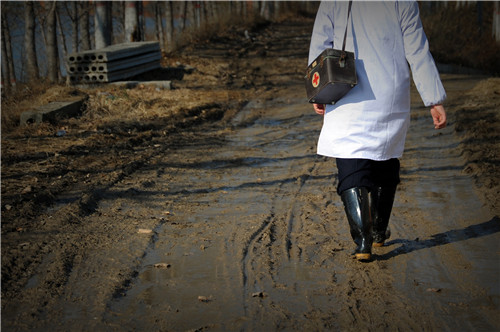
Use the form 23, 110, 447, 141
313, 103, 326, 115
430, 104, 446, 129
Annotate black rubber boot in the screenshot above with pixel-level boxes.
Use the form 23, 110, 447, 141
340, 187, 373, 261
371, 186, 397, 247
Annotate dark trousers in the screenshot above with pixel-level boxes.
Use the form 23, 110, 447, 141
336, 158, 400, 195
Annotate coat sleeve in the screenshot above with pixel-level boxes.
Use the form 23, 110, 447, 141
399, 0, 446, 106
308, 2, 335, 65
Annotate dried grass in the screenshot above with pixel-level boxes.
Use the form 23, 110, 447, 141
4, 4, 496, 137
467, 77, 500, 97
420, 2, 500, 75
1, 82, 85, 134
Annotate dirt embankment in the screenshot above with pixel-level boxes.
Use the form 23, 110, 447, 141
453, 78, 500, 213
1, 14, 499, 332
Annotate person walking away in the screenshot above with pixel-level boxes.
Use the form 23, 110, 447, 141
308, 1, 447, 261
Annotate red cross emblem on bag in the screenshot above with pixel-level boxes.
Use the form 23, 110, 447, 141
312, 72, 320, 88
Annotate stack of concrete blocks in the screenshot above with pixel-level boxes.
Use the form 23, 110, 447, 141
67, 41, 161, 84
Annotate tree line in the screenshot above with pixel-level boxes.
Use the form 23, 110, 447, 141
1, 1, 317, 92
2, 1, 499, 93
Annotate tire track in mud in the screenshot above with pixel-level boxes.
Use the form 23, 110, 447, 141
236, 74, 500, 331
239, 160, 322, 311
0, 103, 238, 330
224, 98, 346, 330
94, 91, 339, 331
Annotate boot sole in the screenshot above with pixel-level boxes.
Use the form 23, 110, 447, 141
355, 253, 372, 261
372, 242, 385, 247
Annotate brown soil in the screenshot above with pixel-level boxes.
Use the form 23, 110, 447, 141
2, 17, 499, 331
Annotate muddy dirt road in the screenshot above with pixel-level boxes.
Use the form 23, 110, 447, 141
2, 18, 499, 331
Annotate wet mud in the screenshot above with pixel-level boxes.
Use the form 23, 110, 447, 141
2, 18, 499, 331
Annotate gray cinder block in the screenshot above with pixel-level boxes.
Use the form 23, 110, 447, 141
20, 96, 87, 126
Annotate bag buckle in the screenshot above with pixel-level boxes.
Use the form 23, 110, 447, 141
339, 52, 346, 68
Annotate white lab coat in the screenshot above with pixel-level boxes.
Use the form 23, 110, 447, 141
308, 0, 446, 161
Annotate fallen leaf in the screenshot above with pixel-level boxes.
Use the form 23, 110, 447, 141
252, 291, 267, 298
22, 186, 32, 194
198, 295, 212, 302
426, 288, 441, 293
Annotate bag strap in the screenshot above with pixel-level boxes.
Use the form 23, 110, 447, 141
341, 0, 353, 53
338, 0, 353, 66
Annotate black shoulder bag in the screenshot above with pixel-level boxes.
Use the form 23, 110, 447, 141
305, 0, 357, 104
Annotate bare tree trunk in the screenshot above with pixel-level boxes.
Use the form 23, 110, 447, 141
79, 2, 91, 51
1, 7, 16, 88
274, 1, 280, 20
211, 2, 219, 22
118, 2, 126, 43
178, 1, 186, 31
155, 2, 164, 50
95, 1, 111, 49
186, 1, 195, 30
200, 1, 207, 27
46, 1, 59, 82
234, 1, 242, 18
260, 1, 273, 20
108, 1, 114, 43
194, 1, 201, 28
137, 1, 144, 41
1, 58, 8, 92
494, 1, 500, 43
1, 28, 11, 91
242, 1, 247, 18
69, 2, 78, 52
24, 1, 39, 81
204, 1, 212, 23
125, 1, 144, 42
56, 5, 70, 83
253, 1, 260, 17
476, 2, 483, 36
164, 1, 174, 51
124, 1, 137, 42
